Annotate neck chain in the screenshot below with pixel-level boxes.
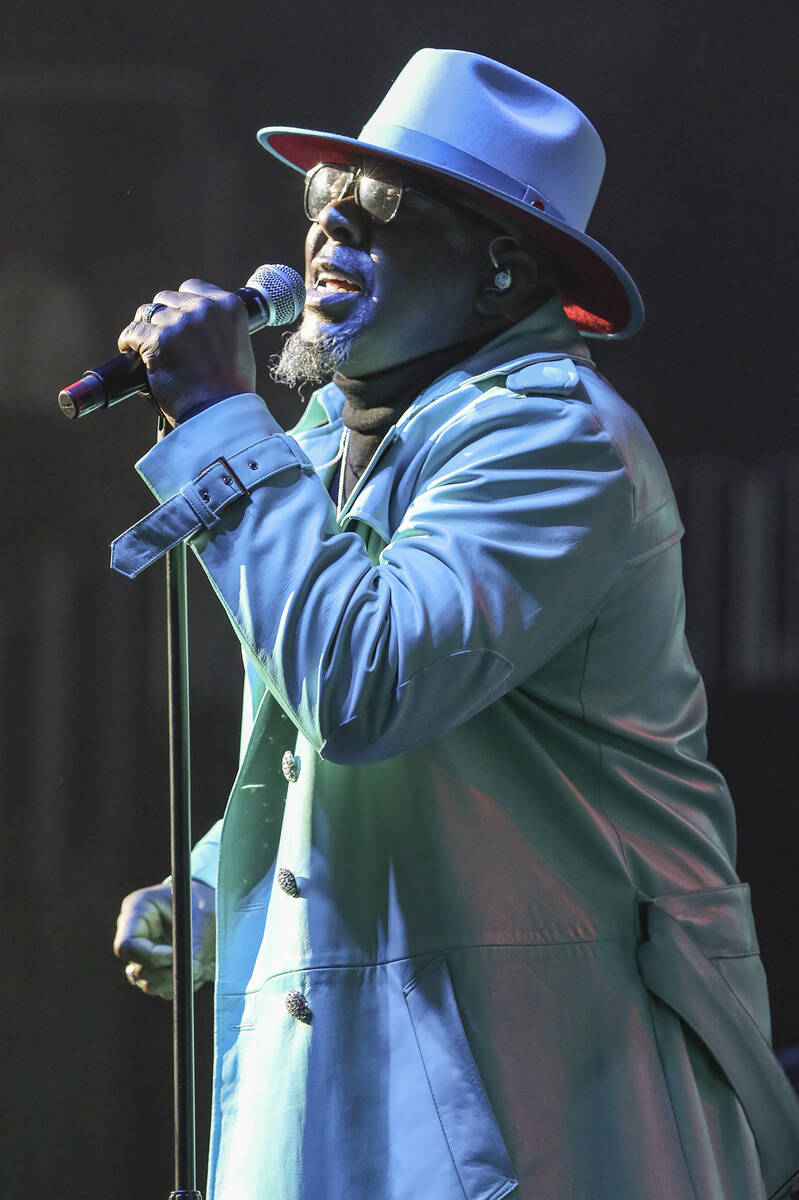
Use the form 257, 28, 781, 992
336, 427, 351, 517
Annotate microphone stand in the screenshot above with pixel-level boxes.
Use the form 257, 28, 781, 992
160, 413, 203, 1200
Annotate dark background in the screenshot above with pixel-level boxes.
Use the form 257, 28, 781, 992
2, 0, 797, 1195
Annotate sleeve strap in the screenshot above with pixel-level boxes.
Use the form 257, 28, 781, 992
110, 433, 313, 578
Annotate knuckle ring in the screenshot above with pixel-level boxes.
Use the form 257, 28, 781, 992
140, 302, 166, 323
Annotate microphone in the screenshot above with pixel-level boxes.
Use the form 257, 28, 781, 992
58, 264, 305, 420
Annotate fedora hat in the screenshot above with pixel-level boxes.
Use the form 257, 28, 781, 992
258, 48, 644, 339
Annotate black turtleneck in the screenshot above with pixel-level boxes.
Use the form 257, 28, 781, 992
331, 333, 489, 508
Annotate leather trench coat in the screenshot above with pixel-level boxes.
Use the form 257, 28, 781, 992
116, 299, 799, 1199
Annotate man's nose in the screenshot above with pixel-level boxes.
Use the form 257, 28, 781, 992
315, 197, 370, 247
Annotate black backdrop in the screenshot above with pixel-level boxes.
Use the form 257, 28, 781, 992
2, 1, 797, 1195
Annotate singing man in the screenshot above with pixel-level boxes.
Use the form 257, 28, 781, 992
112, 48, 799, 1200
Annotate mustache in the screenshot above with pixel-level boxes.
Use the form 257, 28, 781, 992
310, 249, 370, 289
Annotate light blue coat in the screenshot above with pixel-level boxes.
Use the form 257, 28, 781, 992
123, 300, 799, 1199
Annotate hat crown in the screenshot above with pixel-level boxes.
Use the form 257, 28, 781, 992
359, 49, 606, 232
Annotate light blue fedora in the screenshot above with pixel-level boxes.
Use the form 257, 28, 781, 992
258, 48, 644, 339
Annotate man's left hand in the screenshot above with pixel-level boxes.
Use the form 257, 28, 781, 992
118, 279, 257, 426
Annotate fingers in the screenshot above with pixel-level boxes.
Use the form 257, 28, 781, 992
117, 318, 162, 360
125, 961, 174, 1000
113, 885, 173, 962
115, 276, 255, 423
117, 295, 180, 359
145, 281, 243, 313
133, 301, 167, 324
115, 881, 218, 999
115, 885, 174, 1000
117, 284, 244, 355
123, 942, 212, 998
177, 278, 239, 301
117, 935, 173, 967
123, 962, 208, 999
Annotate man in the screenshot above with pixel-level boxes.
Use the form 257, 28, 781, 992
112, 49, 799, 1200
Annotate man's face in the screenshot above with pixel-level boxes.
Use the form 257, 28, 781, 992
296, 161, 493, 378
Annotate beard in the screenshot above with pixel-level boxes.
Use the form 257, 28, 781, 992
270, 325, 354, 392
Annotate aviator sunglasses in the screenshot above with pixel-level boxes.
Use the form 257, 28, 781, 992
304, 162, 469, 226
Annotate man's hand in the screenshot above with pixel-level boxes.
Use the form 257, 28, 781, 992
113, 879, 216, 999
118, 280, 257, 426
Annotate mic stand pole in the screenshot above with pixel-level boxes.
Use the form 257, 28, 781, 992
159, 413, 203, 1200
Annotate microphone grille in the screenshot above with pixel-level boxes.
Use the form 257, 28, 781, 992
247, 264, 305, 325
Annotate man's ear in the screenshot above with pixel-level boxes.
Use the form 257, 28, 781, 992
474, 241, 543, 318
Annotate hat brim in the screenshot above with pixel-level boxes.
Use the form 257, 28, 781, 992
258, 126, 644, 340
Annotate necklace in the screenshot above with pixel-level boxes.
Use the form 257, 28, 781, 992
336, 427, 351, 517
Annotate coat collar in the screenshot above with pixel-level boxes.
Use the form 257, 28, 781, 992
291, 298, 592, 542
293, 298, 588, 434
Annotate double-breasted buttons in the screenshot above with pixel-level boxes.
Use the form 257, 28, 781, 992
285, 989, 312, 1023
281, 751, 300, 783
277, 867, 300, 897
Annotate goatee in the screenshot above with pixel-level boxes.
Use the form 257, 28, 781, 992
270, 327, 354, 391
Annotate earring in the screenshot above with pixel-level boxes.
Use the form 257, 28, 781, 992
488, 235, 517, 292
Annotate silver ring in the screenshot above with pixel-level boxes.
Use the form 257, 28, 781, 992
125, 962, 142, 988
140, 302, 166, 323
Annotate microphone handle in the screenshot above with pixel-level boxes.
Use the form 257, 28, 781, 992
58, 287, 271, 420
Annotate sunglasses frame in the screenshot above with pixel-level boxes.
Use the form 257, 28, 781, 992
303, 161, 477, 227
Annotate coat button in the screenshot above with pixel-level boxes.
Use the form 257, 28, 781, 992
277, 867, 300, 897
281, 751, 300, 783
285, 989, 312, 1023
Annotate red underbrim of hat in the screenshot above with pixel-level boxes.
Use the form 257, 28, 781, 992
263, 130, 644, 340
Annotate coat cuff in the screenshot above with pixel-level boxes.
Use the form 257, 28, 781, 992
189, 820, 223, 890
110, 394, 313, 578
137, 393, 286, 502
162, 819, 223, 891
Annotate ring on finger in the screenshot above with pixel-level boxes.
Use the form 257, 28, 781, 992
125, 962, 143, 988
139, 302, 166, 324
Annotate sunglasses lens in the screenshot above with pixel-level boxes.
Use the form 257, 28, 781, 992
305, 165, 350, 220
357, 174, 402, 224
305, 164, 405, 224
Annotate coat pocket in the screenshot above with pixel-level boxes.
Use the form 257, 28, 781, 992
637, 883, 799, 1200
403, 955, 518, 1200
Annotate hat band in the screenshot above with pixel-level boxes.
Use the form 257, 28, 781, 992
357, 120, 567, 225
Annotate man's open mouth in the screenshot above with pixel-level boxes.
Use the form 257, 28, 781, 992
316, 272, 362, 293
309, 261, 365, 297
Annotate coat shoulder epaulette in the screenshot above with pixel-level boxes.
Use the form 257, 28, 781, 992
505, 356, 581, 397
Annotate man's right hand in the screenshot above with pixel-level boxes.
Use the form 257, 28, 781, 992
113, 879, 216, 999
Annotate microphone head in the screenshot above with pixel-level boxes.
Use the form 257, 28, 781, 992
246, 264, 305, 325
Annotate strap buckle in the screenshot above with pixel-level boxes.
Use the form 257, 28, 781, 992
196, 454, 249, 497
181, 455, 250, 530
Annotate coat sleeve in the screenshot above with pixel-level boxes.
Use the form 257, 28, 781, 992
133, 387, 633, 764
189, 820, 223, 889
